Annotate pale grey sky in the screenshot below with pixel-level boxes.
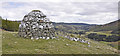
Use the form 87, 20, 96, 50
0, 0, 119, 24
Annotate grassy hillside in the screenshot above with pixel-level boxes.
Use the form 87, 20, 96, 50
1, 18, 20, 31
54, 23, 93, 31
1, 17, 93, 33
53, 23, 94, 35
2, 30, 118, 54
1, 17, 119, 54
0, 17, 2, 55
1, 17, 119, 34
89, 20, 120, 33
0, 17, 2, 28
0, 29, 2, 55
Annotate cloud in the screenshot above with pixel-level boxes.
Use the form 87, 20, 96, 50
1, 0, 119, 2
0, 1, 118, 24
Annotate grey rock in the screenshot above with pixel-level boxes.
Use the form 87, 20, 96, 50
18, 10, 56, 39
64, 35, 90, 44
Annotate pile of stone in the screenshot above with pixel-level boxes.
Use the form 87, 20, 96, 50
64, 36, 90, 45
18, 10, 56, 40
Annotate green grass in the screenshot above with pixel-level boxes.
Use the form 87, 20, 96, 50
85, 31, 119, 50
100, 41, 119, 50
0, 30, 2, 55
86, 31, 113, 36
2, 30, 118, 54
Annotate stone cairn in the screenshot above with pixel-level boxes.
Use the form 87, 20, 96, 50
18, 10, 56, 40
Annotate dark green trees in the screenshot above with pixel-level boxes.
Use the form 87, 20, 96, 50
87, 33, 120, 42
2, 18, 20, 31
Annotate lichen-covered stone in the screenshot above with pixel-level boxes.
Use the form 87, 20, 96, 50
18, 10, 56, 39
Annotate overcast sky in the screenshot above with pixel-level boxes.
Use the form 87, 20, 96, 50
0, 0, 119, 24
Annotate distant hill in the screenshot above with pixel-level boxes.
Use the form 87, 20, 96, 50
53, 22, 95, 34
0, 16, 2, 28
1, 17, 20, 31
1, 16, 119, 34
1, 17, 94, 32
89, 19, 120, 34
53, 22, 94, 25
